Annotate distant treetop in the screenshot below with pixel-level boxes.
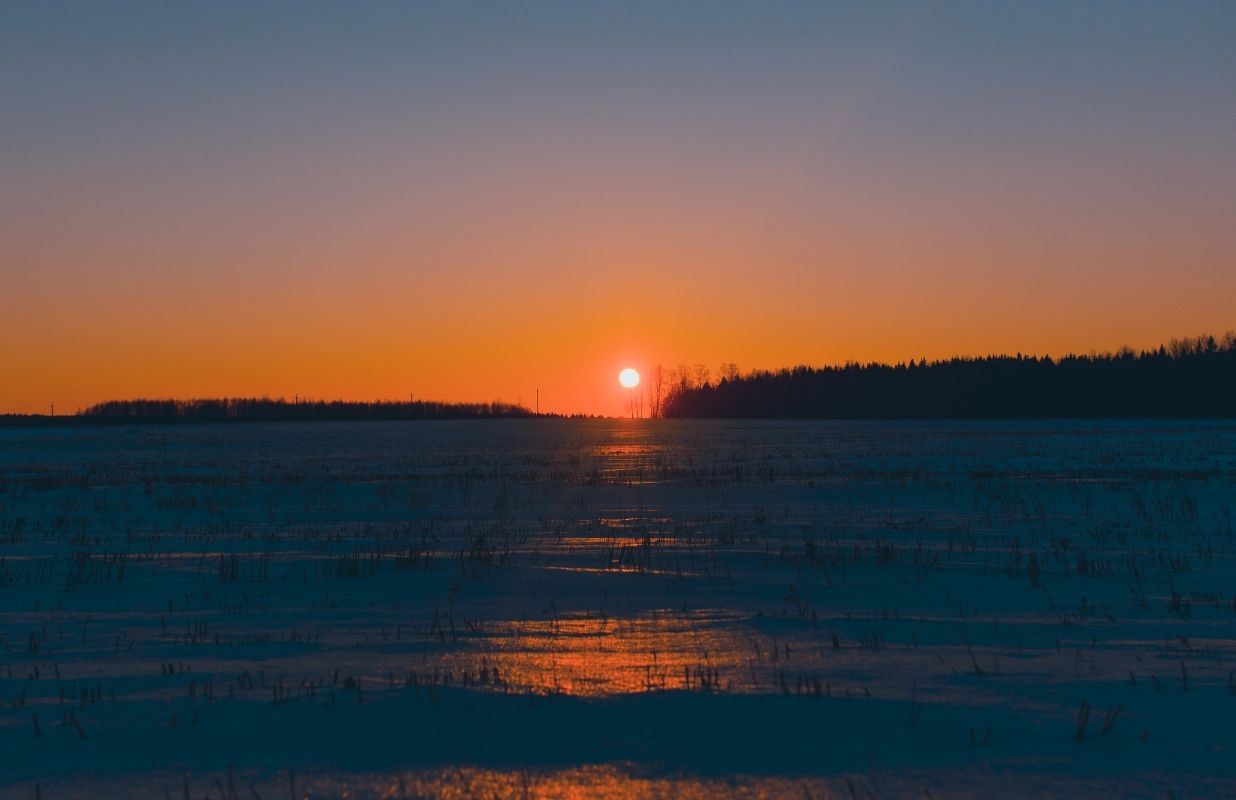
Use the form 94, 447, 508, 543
657, 333, 1236, 419
73, 397, 536, 423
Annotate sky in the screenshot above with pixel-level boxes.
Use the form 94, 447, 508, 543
3, 1, 1235, 416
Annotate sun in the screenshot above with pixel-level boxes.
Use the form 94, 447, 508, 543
618, 367, 640, 388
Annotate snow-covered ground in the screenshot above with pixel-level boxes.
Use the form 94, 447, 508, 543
1, 419, 1234, 798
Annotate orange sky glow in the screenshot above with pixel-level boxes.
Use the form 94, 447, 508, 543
3, 4, 1234, 416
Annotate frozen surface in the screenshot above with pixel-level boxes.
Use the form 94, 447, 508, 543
1, 419, 1235, 798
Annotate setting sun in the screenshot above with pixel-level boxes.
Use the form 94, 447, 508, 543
5, 4, 1235, 796
618, 368, 640, 389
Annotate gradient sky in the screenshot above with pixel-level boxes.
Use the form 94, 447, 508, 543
3, 2, 1235, 416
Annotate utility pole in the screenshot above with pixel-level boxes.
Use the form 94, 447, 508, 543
536, 388, 539, 416
50, 402, 54, 417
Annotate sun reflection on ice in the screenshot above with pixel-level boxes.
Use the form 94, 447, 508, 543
441, 609, 744, 696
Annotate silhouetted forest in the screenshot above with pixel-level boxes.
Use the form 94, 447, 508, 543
658, 334, 1236, 418
0, 398, 535, 426
5, 333, 1234, 426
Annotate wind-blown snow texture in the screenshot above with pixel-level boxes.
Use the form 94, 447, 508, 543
1, 420, 1234, 798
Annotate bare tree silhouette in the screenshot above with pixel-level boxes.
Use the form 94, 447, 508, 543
649, 365, 666, 418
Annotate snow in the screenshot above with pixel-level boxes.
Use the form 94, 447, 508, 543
2, 419, 1234, 798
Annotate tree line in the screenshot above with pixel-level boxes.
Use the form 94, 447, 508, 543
0, 398, 535, 426
656, 333, 1236, 418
